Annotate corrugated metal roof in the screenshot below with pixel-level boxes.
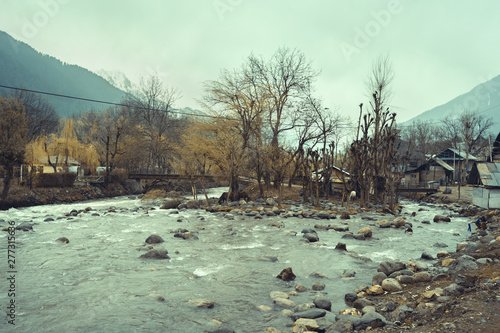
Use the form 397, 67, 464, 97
434, 157, 454, 171
477, 162, 500, 187
448, 148, 478, 161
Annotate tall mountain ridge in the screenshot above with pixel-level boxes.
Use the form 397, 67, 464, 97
0, 30, 126, 116
402, 74, 500, 135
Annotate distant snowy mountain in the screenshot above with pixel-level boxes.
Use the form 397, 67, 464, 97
403, 74, 500, 135
96, 70, 135, 93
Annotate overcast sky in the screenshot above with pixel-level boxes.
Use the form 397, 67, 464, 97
1, 0, 500, 123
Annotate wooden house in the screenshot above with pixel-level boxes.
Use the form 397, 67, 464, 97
403, 156, 453, 187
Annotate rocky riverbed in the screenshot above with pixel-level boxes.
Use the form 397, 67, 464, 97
1, 187, 499, 332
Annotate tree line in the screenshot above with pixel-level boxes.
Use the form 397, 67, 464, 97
0, 48, 495, 210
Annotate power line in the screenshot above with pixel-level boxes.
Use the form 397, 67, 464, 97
0, 84, 235, 121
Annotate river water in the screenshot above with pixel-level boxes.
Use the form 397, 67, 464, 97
0, 189, 471, 332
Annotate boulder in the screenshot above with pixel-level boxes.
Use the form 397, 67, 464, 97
377, 219, 392, 228
421, 252, 435, 260
413, 272, 432, 282
344, 293, 358, 304
317, 211, 330, 219
188, 298, 216, 308
160, 199, 182, 209
185, 199, 200, 209
330, 224, 349, 232
447, 255, 478, 276
341, 269, 356, 278
391, 305, 413, 323
357, 227, 372, 238
335, 242, 347, 251
359, 311, 387, 329
292, 318, 319, 332
139, 249, 170, 259
274, 297, 295, 308
291, 308, 327, 321
325, 319, 353, 333
313, 297, 332, 311
433, 215, 451, 222
391, 216, 406, 228
372, 272, 388, 286
55, 237, 69, 243
442, 258, 455, 267
15, 223, 34, 231
276, 267, 296, 281
312, 281, 326, 291
381, 278, 402, 292
269, 291, 289, 300
295, 284, 308, 292
340, 211, 350, 219
377, 261, 405, 275
145, 234, 164, 244
396, 275, 415, 284
174, 231, 198, 240
367, 285, 384, 295
443, 283, 465, 296
303, 233, 319, 242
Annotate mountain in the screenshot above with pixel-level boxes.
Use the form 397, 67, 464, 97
0, 30, 127, 116
403, 74, 500, 135
96, 69, 134, 93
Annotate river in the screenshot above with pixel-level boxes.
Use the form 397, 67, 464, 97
0, 189, 471, 332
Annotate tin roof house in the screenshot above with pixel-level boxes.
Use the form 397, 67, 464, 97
468, 162, 500, 209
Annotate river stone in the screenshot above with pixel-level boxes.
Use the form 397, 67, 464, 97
344, 293, 358, 304
464, 242, 478, 252
433, 215, 451, 222
188, 298, 216, 308
274, 297, 296, 308
396, 275, 415, 284
442, 258, 455, 267
313, 297, 332, 311
295, 303, 316, 313
341, 269, 356, 278
55, 237, 69, 243
15, 223, 34, 231
433, 242, 448, 248
335, 242, 347, 251
353, 298, 374, 309
359, 311, 387, 329
391, 305, 413, 323
413, 271, 432, 282
161, 199, 182, 209
372, 272, 387, 286
292, 318, 319, 331
303, 232, 319, 242
270, 291, 289, 300
317, 211, 330, 219
357, 227, 372, 238
381, 278, 402, 292
456, 242, 469, 251
291, 308, 326, 321
257, 305, 272, 311
367, 285, 384, 295
388, 269, 414, 278
437, 250, 449, 258
377, 219, 392, 228
276, 267, 296, 281
145, 234, 164, 244
377, 260, 405, 275
331, 224, 349, 232
326, 319, 353, 333
335, 314, 362, 328
295, 284, 308, 292
391, 216, 406, 228
447, 255, 478, 276
312, 281, 326, 291
340, 211, 350, 219
421, 251, 435, 260
266, 198, 277, 206
443, 283, 465, 296
139, 249, 170, 259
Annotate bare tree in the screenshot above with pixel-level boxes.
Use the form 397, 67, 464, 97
0, 97, 28, 198
125, 74, 181, 172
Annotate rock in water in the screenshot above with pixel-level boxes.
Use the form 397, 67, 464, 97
139, 249, 170, 259
55, 237, 69, 243
276, 267, 296, 281
187, 298, 216, 308
145, 234, 164, 244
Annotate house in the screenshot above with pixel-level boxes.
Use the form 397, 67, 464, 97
468, 162, 500, 209
403, 156, 453, 187
435, 147, 477, 183
32, 155, 83, 176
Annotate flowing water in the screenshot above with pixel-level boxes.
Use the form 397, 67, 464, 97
0, 190, 471, 332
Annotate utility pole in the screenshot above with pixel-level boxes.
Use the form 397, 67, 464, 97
458, 145, 461, 199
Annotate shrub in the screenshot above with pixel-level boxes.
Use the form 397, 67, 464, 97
34, 172, 77, 188
110, 168, 128, 184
